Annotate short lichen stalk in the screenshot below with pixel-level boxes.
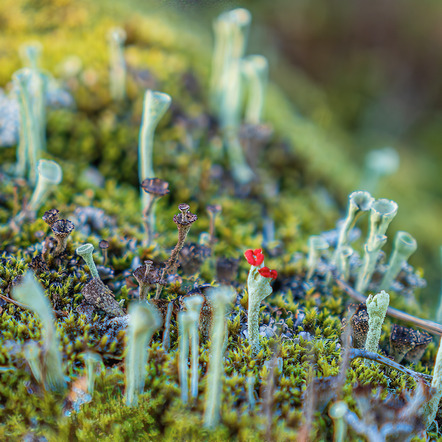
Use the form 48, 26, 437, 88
423, 338, 442, 429
356, 198, 398, 292
83, 352, 102, 395
380, 231, 417, 290
365, 290, 389, 354
138, 90, 171, 212
51, 219, 75, 256
155, 204, 197, 298
76, 243, 100, 279
329, 401, 348, 442
244, 249, 277, 354
124, 302, 161, 407
203, 286, 236, 428
306, 235, 329, 280
13, 272, 66, 392
14, 159, 62, 225
108, 27, 127, 102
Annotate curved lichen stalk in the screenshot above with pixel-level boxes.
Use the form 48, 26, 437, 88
12, 272, 66, 392
108, 27, 127, 102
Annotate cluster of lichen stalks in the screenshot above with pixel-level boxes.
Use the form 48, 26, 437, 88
1, 5, 442, 441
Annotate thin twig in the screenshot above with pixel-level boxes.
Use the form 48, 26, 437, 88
348, 348, 432, 383
0, 293, 29, 309
335, 277, 442, 336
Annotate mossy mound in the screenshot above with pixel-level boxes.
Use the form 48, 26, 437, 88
0, 1, 440, 440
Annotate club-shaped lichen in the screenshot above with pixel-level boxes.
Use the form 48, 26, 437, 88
184, 295, 204, 400
12, 271, 66, 392
76, 243, 99, 279
306, 235, 329, 280
356, 198, 398, 292
242, 54, 268, 125
124, 301, 161, 407
203, 286, 236, 428
365, 290, 389, 354
244, 248, 277, 354
108, 27, 127, 102
380, 231, 417, 290
329, 401, 348, 442
178, 310, 194, 404
13, 68, 47, 182
138, 90, 171, 212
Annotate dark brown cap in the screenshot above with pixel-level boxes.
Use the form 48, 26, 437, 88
140, 178, 170, 197
51, 219, 75, 239
42, 209, 60, 226
99, 240, 109, 249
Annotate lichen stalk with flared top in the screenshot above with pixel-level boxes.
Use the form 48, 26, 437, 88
12, 271, 66, 392
365, 290, 389, 354
333, 191, 373, 278
381, 231, 417, 290
124, 302, 161, 407
356, 198, 398, 292
138, 90, 171, 212
424, 337, 442, 429
329, 401, 348, 442
76, 243, 99, 279
203, 286, 236, 428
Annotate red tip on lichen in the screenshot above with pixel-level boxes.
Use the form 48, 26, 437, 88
258, 266, 278, 279
244, 248, 264, 266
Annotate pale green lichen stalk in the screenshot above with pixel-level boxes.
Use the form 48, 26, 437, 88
203, 286, 236, 428
13, 68, 47, 182
138, 89, 171, 212
436, 246, 442, 324
124, 302, 161, 407
108, 27, 127, 102
76, 243, 99, 279
329, 401, 348, 442
333, 190, 373, 278
306, 235, 329, 280
356, 198, 398, 292
12, 271, 66, 392
178, 296, 203, 404
184, 296, 204, 400
381, 231, 417, 290
83, 352, 102, 395
365, 290, 390, 354
210, 8, 254, 184
242, 54, 269, 125
423, 338, 442, 429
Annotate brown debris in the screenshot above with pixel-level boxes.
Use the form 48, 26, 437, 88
390, 324, 432, 364
342, 303, 369, 349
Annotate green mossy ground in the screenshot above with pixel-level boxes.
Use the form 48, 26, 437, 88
0, 1, 440, 440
